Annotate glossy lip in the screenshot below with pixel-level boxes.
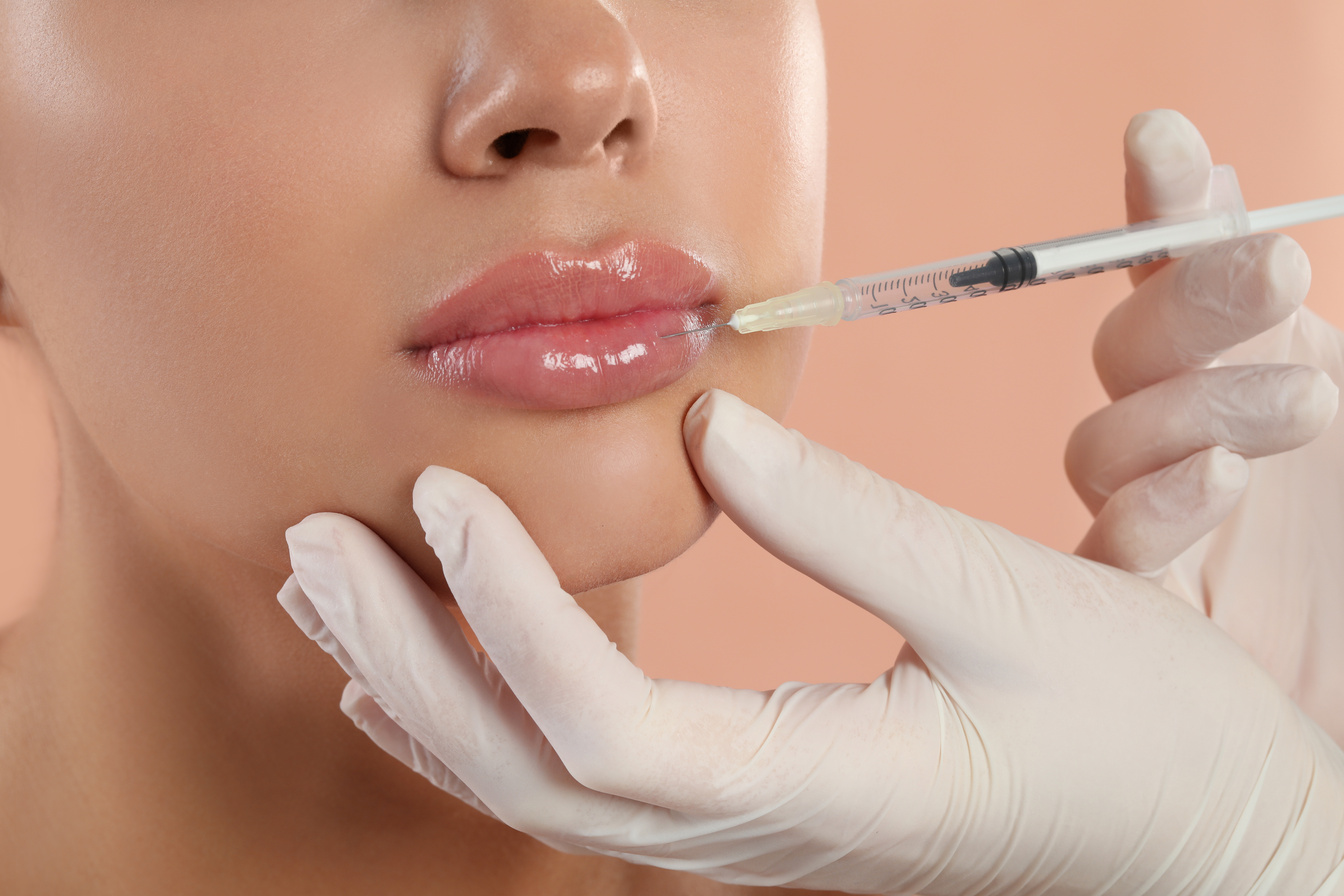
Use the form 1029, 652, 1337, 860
408, 241, 720, 410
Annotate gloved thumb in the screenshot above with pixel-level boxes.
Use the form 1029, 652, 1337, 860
684, 389, 1036, 661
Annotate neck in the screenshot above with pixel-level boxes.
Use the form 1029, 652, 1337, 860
0, 408, 650, 894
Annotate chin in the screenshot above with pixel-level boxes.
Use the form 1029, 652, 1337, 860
333, 329, 809, 602
396, 453, 719, 599
546, 492, 720, 597
374, 390, 722, 599
529, 454, 720, 597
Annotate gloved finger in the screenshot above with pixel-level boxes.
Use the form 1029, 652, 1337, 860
1094, 233, 1310, 400
684, 389, 1034, 658
1074, 447, 1248, 591
285, 513, 650, 834
281, 574, 500, 816
282, 572, 528, 820
1123, 109, 1213, 287
340, 680, 602, 857
278, 573, 381, 701
1066, 363, 1337, 515
414, 466, 914, 818
280, 574, 489, 803
339, 678, 500, 819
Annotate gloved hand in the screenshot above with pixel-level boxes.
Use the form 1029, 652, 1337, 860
283, 388, 1344, 895
1066, 110, 1344, 745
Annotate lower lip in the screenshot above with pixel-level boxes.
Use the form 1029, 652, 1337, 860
415, 307, 714, 410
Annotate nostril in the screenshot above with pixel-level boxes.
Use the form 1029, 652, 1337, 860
604, 118, 636, 150
491, 130, 531, 160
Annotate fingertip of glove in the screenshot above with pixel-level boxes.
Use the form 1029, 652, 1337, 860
276, 573, 311, 619
339, 678, 376, 721
1262, 234, 1313, 307
286, 512, 350, 557
1124, 109, 1206, 175
683, 388, 797, 483
275, 573, 341, 649
682, 388, 735, 454
1300, 366, 1340, 430
284, 514, 367, 605
1200, 446, 1250, 493
412, 466, 493, 534
684, 387, 716, 426
412, 466, 532, 587
413, 464, 470, 507
1264, 364, 1341, 438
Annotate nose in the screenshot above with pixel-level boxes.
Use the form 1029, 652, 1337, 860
440, 2, 657, 177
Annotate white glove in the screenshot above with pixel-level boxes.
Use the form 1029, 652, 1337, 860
1067, 110, 1344, 745
283, 389, 1344, 895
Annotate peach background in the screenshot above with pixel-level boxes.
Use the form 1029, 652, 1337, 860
4, 1, 1344, 691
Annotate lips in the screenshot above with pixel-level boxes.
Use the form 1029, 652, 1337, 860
408, 241, 719, 410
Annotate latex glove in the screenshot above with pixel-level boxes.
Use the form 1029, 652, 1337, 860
283, 389, 1344, 895
1066, 110, 1344, 745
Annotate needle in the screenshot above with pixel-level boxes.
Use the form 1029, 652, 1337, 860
660, 322, 730, 339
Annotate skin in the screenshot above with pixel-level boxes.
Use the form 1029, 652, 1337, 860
0, 2, 836, 893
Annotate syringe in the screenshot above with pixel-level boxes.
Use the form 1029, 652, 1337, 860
664, 166, 1344, 337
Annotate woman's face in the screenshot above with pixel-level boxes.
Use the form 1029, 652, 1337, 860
0, 1, 825, 595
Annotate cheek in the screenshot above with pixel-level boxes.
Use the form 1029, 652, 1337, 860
0, 11, 429, 561
646, 4, 828, 272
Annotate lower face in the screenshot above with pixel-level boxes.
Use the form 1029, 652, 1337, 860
0, 1, 826, 595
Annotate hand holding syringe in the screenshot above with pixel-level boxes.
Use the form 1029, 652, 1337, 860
664, 165, 1344, 338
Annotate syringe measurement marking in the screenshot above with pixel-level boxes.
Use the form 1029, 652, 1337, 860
859, 250, 1170, 318
863, 266, 976, 314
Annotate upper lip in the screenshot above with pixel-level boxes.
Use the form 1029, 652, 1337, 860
409, 240, 718, 351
